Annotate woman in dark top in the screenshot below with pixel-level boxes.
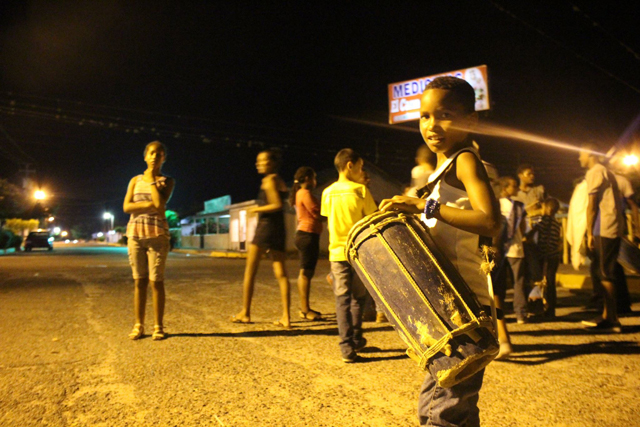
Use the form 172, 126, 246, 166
232, 149, 292, 328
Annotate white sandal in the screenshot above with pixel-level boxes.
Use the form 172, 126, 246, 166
152, 325, 166, 340
128, 324, 144, 340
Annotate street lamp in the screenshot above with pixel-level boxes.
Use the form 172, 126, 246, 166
34, 190, 46, 200
103, 212, 114, 231
623, 154, 638, 167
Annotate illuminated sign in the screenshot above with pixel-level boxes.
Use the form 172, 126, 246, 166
388, 65, 490, 124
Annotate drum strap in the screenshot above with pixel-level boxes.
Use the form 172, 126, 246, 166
417, 146, 478, 199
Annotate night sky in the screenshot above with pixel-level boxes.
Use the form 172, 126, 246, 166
1, 1, 639, 231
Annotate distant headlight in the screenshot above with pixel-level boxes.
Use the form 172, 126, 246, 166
48, 237, 54, 243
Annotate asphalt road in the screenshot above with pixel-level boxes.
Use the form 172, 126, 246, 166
1, 244, 639, 427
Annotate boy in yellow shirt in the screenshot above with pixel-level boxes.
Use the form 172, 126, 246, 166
321, 148, 377, 362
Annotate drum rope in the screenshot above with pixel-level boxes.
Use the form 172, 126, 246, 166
417, 317, 495, 369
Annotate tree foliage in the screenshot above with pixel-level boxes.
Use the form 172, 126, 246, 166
3, 218, 39, 236
0, 179, 28, 219
166, 210, 180, 228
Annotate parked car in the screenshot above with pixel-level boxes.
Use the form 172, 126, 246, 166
24, 231, 54, 251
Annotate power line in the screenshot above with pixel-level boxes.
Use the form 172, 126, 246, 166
569, 2, 640, 62
0, 123, 36, 165
487, 0, 640, 96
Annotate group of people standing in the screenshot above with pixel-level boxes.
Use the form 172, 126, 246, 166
119, 76, 634, 427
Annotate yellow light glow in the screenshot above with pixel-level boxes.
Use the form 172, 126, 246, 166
623, 154, 639, 167
48, 216, 55, 222
61, 231, 68, 237
34, 190, 46, 200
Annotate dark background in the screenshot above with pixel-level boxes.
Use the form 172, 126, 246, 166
1, 1, 639, 231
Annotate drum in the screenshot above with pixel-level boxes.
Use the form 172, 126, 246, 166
346, 211, 499, 388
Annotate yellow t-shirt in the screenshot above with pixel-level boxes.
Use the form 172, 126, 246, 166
321, 180, 378, 261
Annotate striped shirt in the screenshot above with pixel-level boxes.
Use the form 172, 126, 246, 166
126, 175, 169, 239
536, 215, 562, 258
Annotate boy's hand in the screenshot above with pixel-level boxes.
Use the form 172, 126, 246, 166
379, 195, 424, 214
587, 234, 594, 251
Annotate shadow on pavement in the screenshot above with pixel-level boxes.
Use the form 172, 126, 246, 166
357, 353, 409, 363
168, 322, 394, 339
495, 341, 640, 365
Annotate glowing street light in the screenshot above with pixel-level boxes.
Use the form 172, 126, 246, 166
34, 190, 46, 200
48, 216, 55, 222
623, 154, 639, 167
61, 231, 68, 237
103, 212, 114, 230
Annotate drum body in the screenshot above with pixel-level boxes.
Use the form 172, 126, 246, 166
346, 211, 498, 388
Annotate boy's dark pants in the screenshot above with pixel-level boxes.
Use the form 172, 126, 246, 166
330, 261, 367, 357
418, 368, 485, 427
541, 256, 560, 317
589, 240, 631, 312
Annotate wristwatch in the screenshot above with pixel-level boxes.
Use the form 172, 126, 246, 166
424, 198, 441, 219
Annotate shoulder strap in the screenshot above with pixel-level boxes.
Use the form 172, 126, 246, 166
416, 146, 480, 198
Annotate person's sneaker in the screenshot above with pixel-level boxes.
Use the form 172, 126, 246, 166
581, 318, 622, 332
342, 351, 359, 363
354, 338, 367, 352
516, 316, 528, 325
376, 312, 388, 323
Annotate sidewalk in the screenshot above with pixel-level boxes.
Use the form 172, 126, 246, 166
173, 247, 248, 259
173, 247, 640, 294
557, 263, 640, 292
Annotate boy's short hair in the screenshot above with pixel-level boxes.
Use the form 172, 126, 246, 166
516, 164, 533, 175
144, 140, 167, 157
334, 148, 361, 172
497, 176, 517, 191
543, 197, 560, 215
425, 76, 476, 114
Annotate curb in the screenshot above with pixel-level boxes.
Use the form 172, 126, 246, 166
173, 248, 247, 259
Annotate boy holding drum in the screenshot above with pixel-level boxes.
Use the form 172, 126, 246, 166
380, 76, 501, 427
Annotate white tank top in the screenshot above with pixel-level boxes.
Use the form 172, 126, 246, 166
423, 147, 491, 307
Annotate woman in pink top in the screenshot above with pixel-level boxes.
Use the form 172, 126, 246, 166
289, 167, 323, 320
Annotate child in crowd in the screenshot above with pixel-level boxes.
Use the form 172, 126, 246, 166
492, 176, 527, 359
289, 166, 323, 321
410, 145, 435, 194
321, 149, 377, 362
496, 176, 529, 324
379, 76, 501, 426
529, 198, 563, 319
123, 141, 175, 341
